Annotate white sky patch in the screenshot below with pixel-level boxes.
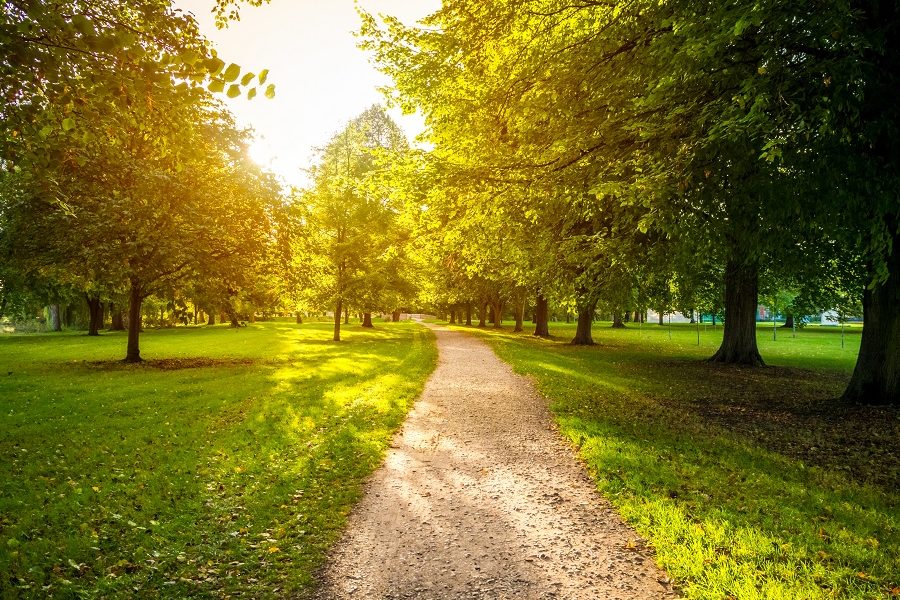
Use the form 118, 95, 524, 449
174, 0, 438, 187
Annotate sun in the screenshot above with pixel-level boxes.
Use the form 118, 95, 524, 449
247, 137, 274, 167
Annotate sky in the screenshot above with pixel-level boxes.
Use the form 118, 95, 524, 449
173, 0, 440, 187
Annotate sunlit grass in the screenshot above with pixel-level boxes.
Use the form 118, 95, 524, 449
456, 320, 897, 600
0, 320, 437, 598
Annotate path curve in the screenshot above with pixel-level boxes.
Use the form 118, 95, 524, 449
319, 324, 677, 599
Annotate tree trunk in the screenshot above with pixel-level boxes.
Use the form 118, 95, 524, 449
534, 294, 550, 337
449, 310, 456, 324
110, 304, 125, 330
207, 311, 215, 326
465, 302, 472, 326
344, 307, 349, 325
842, 233, 899, 405
478, 301, 487, 327
227, 307, 240, 328
362, 312, 374, 328
296, 312, 303, 324
571, 300, 597, 345
634, 310, 642, 323
492, 301, 503, 328
612, 313, 625, 328
513, 297, 525, 332
709, 258, 764, 366
658, 310, 664, 325
392, 310, 401, 322
781, 314, 794, 328
86, 294, 102, 336
124, 284, 143, 363
49, 304, 61, 332
623, 311, 631, 323
333, 299, 342, 341
566, 312, 570, 324
689, 309, 696, 324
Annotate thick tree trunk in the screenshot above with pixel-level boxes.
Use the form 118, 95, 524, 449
296, 312, 303, 324
207, 312, 215, 326
86, 294, 102, 336
124, 284, 143, 363
449, 310, 456, 324
478, 301, 487, 327
781, 314, 794, 328
623, 311, 631, 323
709, 259, 764, 366
513, 297, 525, 332
492, 301, 503, 328
333, 300, 342, 341
344, 307, 349, 325
392, 310, 401, 322
612, 313, 625, 328
465, 303, 472, 326
109, 304, 125, 330
843, 234, 899, 405
566, 312, 570, 324
571, 300, 597, 345
658, 310, 664, 325
534, 294, 550, 337
362, 312, 374, 328
227, 308, 240, 328
49, 304, 61, 332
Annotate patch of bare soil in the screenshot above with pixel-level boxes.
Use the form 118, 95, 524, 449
85, 357, 257, 371
318, 325, 677, 599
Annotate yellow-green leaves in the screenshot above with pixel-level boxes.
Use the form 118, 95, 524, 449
223, 63, 241, 82
264, 84, 276, 99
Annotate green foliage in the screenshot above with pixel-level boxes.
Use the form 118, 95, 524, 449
0, 320, 437, 597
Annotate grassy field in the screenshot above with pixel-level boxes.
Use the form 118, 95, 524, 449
0, 320, 437, 598
455, 320, 898, 600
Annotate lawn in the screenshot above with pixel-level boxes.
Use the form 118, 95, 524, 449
0, 320, 437, 599
456, 320, 898, 600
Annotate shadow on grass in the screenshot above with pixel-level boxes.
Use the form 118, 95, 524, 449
0, 323, 437, 598
467, 326, 898, 599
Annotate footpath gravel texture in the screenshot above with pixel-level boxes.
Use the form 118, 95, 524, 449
318, 324, 677, 599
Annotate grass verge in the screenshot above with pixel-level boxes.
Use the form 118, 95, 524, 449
457, 321, 898, 600
0, 320, 436, 598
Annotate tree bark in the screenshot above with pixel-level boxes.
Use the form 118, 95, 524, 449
842, 232, 899, 405
296, 312, 303, 324
362, 312, 374, 328
392, 310, 401, 322
124, 284, 143, 363
465, 302, 472, 326
709, 259, 765, 366
513, 297, 525, 332
109, 304, 125, 330
571, 300, 597, 345
333, 299, 342, 341
534, 294, 550, 337
658, 310, 664, 325
623, 311, 631, 323
207, 311, 215, 326
344, 307, 349, 325
449, 310, 456, 324
781, 314, 794, 328
478, 301, 487, 327
634, 310, 642, 323
492, 301, 503, 328
612, 313, 625, 328
49, 304, 61, 332
86, 294, 102, 336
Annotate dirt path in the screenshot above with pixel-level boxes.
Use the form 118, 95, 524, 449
319, 324, 677, 599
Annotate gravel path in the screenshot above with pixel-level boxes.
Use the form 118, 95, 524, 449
319, 324, 677, 599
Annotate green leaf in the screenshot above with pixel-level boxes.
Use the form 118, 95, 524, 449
264, 84, 276, 99
208, 79, 225, 93
227, 84, 241, 98
39, 125, 53, 139
223, 63, 241, 82
204, 57, 225, 76
62, 118, 75, 131
71, 14, 94, 36
247, 88, 258, 100
241, 72, 255, 86
258, 69, 269, 85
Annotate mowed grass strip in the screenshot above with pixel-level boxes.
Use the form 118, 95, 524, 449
458, 321, 898, 600
0, 320, 437, 598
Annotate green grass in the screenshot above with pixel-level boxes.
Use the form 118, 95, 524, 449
455, 320, 898, 600
0, 320, 437, 598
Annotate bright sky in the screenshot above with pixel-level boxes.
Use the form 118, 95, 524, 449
173, 0, 439, 187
